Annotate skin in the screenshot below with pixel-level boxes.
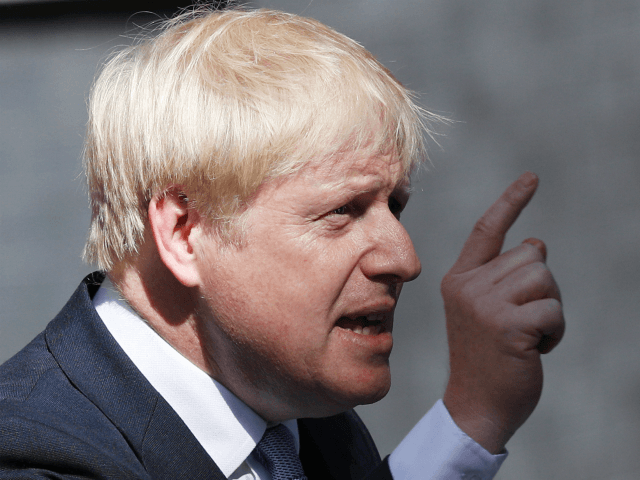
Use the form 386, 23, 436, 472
113, 163, 563, 454
115, 151, 421, 423
191, 153, 421, 421
441, 172, 565, 453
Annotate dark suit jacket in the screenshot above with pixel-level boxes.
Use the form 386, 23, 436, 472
0, 273, 392, 479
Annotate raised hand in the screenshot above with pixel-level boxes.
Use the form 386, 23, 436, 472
441, 172, 565, 454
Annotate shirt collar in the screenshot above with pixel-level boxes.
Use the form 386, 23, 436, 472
93, 277, 298, 477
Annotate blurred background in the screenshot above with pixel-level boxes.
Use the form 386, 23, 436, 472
1, 0, 639, 478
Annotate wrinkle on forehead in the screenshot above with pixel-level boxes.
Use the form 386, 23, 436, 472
304, 150, 410, 193
248, 145, 411, 209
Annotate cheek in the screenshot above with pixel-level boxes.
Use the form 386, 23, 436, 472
201, 268, 333, 361
205, 303, 332, 397
251, 245, 358, 309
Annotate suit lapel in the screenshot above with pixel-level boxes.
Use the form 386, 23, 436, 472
298, 410, 381, 480
45, 273, 225, 480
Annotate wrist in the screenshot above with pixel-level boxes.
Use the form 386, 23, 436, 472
442, 388, 514, 454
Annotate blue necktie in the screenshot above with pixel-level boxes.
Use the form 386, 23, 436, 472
254, 424, 308, 480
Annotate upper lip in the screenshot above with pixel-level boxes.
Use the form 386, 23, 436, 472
338, 304, 395, 326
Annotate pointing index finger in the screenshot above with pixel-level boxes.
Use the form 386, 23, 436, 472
450, 172, 539, 274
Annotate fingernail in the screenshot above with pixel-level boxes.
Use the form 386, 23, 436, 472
521, 171, 538, 187
522, 237, 547, 260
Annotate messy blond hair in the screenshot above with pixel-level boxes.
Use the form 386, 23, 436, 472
83, 6, 438, 270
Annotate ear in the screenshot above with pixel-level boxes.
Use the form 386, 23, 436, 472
148, 188, 203, 288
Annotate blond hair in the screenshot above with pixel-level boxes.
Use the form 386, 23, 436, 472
83, 6, 439, 270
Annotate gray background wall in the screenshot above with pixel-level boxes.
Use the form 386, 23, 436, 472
2, 1, 639, 478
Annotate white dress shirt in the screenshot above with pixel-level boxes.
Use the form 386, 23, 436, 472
94, 278, 506, 479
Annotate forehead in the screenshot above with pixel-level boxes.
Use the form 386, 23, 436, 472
301, 150, 409, 191
248, 149, 411, 211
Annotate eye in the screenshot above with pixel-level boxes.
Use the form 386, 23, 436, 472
332, 205, 349, 215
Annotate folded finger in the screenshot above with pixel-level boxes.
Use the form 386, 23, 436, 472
496, 261, 561, 305
514, 298, 565, 354
483, 241, 547, 285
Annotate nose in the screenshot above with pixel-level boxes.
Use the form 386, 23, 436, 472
359, 212, 422, 284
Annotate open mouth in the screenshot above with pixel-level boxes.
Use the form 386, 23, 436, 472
336, 313, 386, 336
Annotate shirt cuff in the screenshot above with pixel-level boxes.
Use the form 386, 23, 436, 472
388, 399, 507, 480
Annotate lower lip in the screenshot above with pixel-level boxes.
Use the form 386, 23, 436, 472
335, 326, 393, 354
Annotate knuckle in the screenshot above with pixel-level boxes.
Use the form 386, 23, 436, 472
440, 274, 454, 294
441, 270, 465, 293
548, 298, 564, 319
537, 268, 561, 301
530, 262, 552, 282
519, 243, 546, 263
522, 261, 554, 288
538, 298, 564, 329
504, 182, 530, 206
471, 216, 497, 238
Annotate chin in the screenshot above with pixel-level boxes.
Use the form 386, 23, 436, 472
351, 376, 392, 407
316, 368, 392, 416
256, 372, 392, 421
360, 383, 391, 406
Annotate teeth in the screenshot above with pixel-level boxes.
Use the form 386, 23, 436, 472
359, 324, 383, 335
364, 324, 383, 335
338, 313, 386, 335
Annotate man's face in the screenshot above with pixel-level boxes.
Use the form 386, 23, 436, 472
194, 151, 421, 421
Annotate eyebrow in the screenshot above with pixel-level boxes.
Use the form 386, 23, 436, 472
316, 174, 411, 196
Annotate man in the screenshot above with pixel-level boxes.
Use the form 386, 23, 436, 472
0, 6, 564, 479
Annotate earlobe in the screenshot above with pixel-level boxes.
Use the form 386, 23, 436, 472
148, 189, 202, 288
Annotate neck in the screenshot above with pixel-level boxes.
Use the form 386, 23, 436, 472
108, 246, 213, 376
